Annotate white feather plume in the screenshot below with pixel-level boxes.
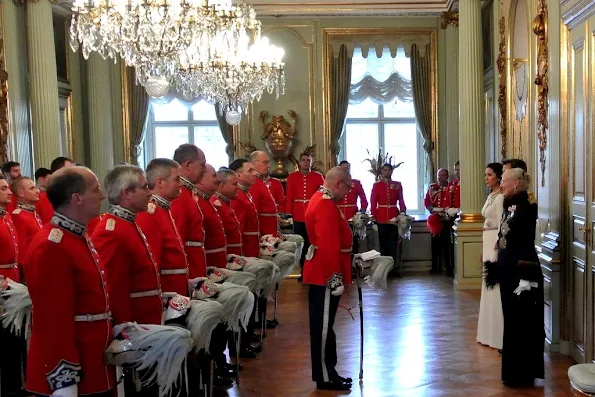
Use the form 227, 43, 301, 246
221, 269, 258, 293
396, 213, 414, 240
283, 233, 304, 259
113, 323, 193, 397
0, 278, 32, 337
363, 256, 394, 290
186, 300, 224, 352
268, 251, 295, 283
213, 282, 254, 332
242, 257, 276, 294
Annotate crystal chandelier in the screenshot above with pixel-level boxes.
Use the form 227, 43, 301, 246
69, 0, 285, 124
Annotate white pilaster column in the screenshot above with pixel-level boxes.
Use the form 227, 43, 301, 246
453, 0, 485, 289
26, 0, 61, 169
87, 53, 115, 184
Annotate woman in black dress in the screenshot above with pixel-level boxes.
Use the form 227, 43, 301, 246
497, 167, 544, 386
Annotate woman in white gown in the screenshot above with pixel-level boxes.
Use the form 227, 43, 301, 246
477, 162, 504, 349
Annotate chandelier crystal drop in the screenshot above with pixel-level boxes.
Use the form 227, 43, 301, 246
69, 0, 285, 123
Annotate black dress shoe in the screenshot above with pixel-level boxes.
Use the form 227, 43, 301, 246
250, 343, 263, 353
266, 319, 277, 329
223, 362, 242, 372
336, 375, 352, 384
213, 375, 233, 388
316, 379, 351, 391
239, 346, 258, 358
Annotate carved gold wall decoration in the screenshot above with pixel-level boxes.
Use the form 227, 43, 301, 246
496, 14, 507, 159
0, 38, 9, 164
440, 11, 459, 29
238, 141, 257, 157
533, 0, 548, 187
260, 109, 298, 178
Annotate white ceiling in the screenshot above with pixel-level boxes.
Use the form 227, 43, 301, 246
251, 0, 456, 16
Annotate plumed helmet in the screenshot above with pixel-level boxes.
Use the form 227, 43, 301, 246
427, 213, 443, 237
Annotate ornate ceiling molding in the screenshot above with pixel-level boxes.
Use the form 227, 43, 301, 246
440, 11, 458, 28
561, 0, 595, 29
251, 0, 454, 16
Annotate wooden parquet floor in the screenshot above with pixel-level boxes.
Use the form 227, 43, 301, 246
225, 274, 576, 397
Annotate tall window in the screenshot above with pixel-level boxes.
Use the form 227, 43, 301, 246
142, 99, 228, 169
339, 47, 424, 214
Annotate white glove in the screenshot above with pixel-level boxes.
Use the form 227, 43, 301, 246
513, 279, 538, 295
331, 285, 344, 296
446, 207, 459, 217
51, 385, 78, 397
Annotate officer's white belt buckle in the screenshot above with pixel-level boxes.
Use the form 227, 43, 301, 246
0, 263, 17, 269
74, 311, 112, 322
184, 241, 203, 247
161, 268, 188, 275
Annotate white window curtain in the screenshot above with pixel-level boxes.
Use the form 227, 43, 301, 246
349, 47, 413, 105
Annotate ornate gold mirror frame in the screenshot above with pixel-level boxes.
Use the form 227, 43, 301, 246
321, 28, 438, 171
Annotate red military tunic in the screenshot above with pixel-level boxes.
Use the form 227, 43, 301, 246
449, 178, 460, 208
11, 203, 42, 266
196, 190, 227, 268
336, 179, 368, 220
424, 183, 452, 212
370, 179, 406, 224
266, 177, 285, 214
211, 192, 243, 256
87, 214, 104, 236
92, 206, 162, 326
137, 195, 190, 296
36, 188, 54, 224
26, 212, 115, 396
249, 176, 279, 237
285, 171, 324, 223
170, 177, 207, 278
232, 185, 260, 258
0, 207, 20, 282
303, 188, 353, 287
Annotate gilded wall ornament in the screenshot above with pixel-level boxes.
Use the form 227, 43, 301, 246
0, 39, 9, 164
496, 15, 507, 159
260, 110, 297, 178
440, 11, 459, 29
533, 0, 548, 187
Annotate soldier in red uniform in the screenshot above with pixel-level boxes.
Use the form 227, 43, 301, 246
170, 144, 208, 278
424, 168, 453, 274
92, 165, 162, 326
195, 165, 228, 269
2, 161, 21, 214
370, 163, 406, 263
448, 160, 461, 209
213, 169, 243, 256
303, 167, 353, 391
137, 158, 189, 296
338, 160, 368, 219
0, 175, 25, 397
266, 177, 285, 214
229, 159, 260, 258
35, 168, 54, 224
248, 151, 280, 237
286, 153, 324, 271
26, 166, 115, 397
10, 176, 42, 268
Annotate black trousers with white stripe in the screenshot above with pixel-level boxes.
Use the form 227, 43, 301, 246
308, 284, 340, 383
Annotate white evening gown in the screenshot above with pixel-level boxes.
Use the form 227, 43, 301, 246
476, 191, 504, 349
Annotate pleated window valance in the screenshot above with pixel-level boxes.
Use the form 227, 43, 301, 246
329, 34, 430, 58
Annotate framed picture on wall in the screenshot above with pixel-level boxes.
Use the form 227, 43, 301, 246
53, 15, 69, 83
482, 1, 493, 72
58, 87, 74, 158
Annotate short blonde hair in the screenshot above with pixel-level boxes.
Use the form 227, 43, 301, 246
503, 168, 530, 192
